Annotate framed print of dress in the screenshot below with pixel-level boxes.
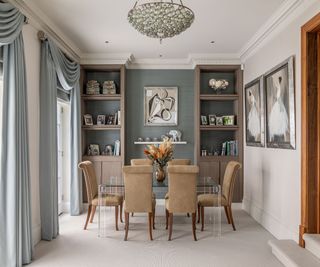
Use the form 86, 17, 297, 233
245, 76, 265, 147
264, 56, 296, 149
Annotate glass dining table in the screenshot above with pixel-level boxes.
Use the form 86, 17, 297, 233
98, 176, 221, 238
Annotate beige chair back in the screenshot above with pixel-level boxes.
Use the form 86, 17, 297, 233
123, 165, 153, 213
167, 165, 199, 213
167, 159, 191, 166
78, 161, 98, 204
222, 161, 241, 205
131, 159, 153, 166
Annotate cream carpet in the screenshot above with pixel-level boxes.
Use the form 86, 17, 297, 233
30, 205, 282, 267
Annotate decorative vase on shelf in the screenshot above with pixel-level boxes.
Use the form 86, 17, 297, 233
155, 165, 166, 183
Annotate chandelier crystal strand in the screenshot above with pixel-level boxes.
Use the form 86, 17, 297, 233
128, 0, 195, 43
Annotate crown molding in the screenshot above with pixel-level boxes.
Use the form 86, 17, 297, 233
80, 53, 241, 69
80, 53, 133, 65
239, 0, 316, 62
7, 0, 81, 62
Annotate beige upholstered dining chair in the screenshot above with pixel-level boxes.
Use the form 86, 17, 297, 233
78, 161, 123, 231
198, 161, 241, 231
165, 165, 199, 241
130, 158, 155, 217
167, 159, 191, 166
123, 165, 156, 241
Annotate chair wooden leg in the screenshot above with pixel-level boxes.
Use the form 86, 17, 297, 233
84, 204, 92, 230
228, 205, 236, 231
90, 205, 96, 223
168, 213, 173, 241
148, 212, 153, 241
152, 208, 155, 230
192, 212, 197, 241
115, 206, 119, 231
187, 213, 190, 217
197, 203, 200, 223
201, 206, 204, 231
124, 212, 129, 241
165, 209, 169, 230
120, 202, 123, 223
131, 212, 134, 217
224, 206, 231, 224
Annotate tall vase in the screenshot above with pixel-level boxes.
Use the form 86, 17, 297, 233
156, 165, 165, 183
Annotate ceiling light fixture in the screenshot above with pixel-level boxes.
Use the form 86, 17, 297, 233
128, 0, 195, 44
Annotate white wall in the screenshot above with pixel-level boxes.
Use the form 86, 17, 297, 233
243, 2, 320, 242
23, 24, 41, 246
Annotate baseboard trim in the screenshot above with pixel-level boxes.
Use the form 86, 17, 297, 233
243, 197, 298, 242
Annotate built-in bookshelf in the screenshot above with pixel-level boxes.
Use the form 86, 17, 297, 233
80, 65, 125, 202
194, 65, 243, 202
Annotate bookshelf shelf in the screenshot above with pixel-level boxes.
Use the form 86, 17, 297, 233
200, 125, 238, 131
80, 64, 125, 201
82, 125, 121, 130
195, 64, 243, 202
134, 141, 187, 145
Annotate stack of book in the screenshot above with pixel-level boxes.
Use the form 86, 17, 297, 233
221, 140, 238, 156
86, 80, 100, 95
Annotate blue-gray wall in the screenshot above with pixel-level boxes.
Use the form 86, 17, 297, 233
125, 69, 195, 164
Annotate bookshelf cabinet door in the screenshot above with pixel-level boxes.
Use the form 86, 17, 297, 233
101, 161, 122, 184
199, 161, 220, 184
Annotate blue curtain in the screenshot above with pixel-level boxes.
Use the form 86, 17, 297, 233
0, 3, 33, 267
40, 38, 81, 240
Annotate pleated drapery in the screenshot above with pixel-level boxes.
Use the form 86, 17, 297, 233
40, 38, 81, 240
0, 3, 33, 267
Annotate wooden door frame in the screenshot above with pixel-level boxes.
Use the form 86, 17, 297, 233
300, 12, 320, 247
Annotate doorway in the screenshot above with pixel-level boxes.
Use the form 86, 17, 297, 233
300, 12, 320, 247
57, 100, 70, 215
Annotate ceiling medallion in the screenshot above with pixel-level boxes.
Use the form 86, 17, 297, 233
128, 0, 195, 43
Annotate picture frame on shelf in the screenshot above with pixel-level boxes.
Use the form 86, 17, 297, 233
83, 114, 93, 126
106, 115, 115, 125
201, 115, 208, 125
144, 87, 178, 126
216, 116, 223, 126
97, 115, 106, 125
208, 114, 216, 125
223, 115, 235, 126
265, 56, 296, 149
88, 144, 100, 156
245, 76, 265, 147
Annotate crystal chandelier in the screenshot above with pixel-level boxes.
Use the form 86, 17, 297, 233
128, 0, 195, 43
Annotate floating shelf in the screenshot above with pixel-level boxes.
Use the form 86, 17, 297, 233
200, 94, 239, 101
134, 141, 187, 145
200, 125, 239, 131
82, 125, 121, 130
81, 94, 121, 101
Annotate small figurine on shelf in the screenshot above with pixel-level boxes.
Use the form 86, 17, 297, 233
209, 79, 229, 94
88, 144, 100, 156
102, 145, 113, 156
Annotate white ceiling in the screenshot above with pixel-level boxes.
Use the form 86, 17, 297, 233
26, 0, 284, 59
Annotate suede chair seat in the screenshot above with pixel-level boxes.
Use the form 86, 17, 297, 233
130, 158, 156, 217
92, 194, 123, 206
165, 165, 199, 241
123, 165, 155, 241
78, 161, 123, 231
197, 194, 228, 206
197, 161, 241, 231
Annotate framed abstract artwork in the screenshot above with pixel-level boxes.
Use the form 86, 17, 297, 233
264, 56, 296, 149
245, 76, 265, 147
144, 87, 178, 126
